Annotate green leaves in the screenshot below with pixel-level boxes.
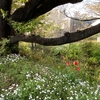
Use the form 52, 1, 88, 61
0, 9, 8, 18
10, 14, 47, 34
0, 38, 10, 55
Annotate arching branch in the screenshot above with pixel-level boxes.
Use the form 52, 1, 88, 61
11, 0, 83, 22
8, 0, 100, 46
9, 24, 100, 45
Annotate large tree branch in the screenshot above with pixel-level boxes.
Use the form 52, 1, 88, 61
11, 0, 83, 22
0, 0, 12, 13
9, 24, 100, 45
0, 0, 14, 39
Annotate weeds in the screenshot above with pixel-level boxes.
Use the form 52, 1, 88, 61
0, 42, 100, 100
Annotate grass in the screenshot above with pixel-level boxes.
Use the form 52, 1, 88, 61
0, 42, 100, 100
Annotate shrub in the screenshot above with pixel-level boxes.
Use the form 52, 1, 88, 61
82, 42, 100, 66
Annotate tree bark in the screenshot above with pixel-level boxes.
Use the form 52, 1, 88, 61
9, 24, 100, 46
0, 0, 18, 54
0, 0, 13, 39
11, 0, 83, 22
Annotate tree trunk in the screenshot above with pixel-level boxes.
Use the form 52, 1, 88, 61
0, 0, 19, 54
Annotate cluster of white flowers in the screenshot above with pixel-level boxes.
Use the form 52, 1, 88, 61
0, 84, 19, 100
0, 66, 100, 100
0, 54, 23, 64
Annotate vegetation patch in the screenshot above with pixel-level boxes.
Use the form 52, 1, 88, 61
0, 42, 100, 100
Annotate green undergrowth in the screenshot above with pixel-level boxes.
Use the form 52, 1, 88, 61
0, 42, 100, 100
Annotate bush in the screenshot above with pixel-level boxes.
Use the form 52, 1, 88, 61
82, 42, 100, 66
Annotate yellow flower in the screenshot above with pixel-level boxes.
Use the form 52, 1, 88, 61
58, 66, 60, 68
26, 0, 29, 2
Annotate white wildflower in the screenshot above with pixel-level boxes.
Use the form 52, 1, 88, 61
0, 94, 4, 98
13, 90, 17, 95
70, 97, 73, 100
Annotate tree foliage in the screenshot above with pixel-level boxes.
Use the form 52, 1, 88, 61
0, 0, 100, 47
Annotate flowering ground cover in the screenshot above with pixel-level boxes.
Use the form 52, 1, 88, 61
0, 55, 100, 100
0, 42, 100, 100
